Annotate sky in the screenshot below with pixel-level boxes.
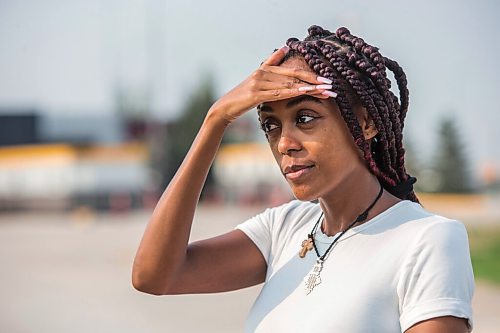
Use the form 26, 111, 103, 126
0, 0, 499, 182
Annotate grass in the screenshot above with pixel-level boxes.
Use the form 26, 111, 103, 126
467, 226, 500, 285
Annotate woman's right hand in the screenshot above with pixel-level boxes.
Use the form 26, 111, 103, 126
207, 46, 334, 125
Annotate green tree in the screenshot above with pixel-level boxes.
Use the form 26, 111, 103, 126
163, 74, 217, 199
432, 116, 474, 193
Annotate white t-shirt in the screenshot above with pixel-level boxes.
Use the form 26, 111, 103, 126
235, 199, 474, 333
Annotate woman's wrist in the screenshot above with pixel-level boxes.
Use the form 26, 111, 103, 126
205, 106, 233, 129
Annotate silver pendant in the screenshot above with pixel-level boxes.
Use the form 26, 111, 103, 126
304, 258, 323, 295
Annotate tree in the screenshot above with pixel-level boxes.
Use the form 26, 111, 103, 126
432, 116, 474, 193
162, 74, 217, 199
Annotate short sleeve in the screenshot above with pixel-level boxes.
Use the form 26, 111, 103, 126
235, 207, 274, 265
397, 220, 474, 332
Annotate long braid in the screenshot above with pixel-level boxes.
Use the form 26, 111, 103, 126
283, 25, 419, 203
383, 56, 416, 202
385, 57, 410, 128
337, 29, 404, 173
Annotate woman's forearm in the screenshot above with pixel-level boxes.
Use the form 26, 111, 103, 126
132, 109, 228, 294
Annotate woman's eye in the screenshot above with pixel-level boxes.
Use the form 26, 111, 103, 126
297, 115, 316, 124
261, 121, 279, 133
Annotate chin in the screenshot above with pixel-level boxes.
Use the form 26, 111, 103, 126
289, 185, 320, 202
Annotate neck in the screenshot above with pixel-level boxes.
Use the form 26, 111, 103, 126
318, 170, 401, 236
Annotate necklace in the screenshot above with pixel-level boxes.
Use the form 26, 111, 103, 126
300, 184, 384, 295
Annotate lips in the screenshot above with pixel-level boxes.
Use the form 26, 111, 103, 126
283, 164, 315, 181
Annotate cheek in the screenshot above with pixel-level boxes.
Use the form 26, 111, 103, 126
314, 135, 357, 170
268, 141, 282, 164
273, 154, 285, 174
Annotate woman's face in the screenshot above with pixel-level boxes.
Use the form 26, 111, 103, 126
258, 57, 370, 201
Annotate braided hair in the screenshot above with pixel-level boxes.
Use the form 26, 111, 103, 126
281, 25, 419, 203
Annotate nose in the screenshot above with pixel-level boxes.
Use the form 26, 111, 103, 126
277, 129, 302, 155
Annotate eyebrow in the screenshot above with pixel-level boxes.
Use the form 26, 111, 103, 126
259, 95, 323, 113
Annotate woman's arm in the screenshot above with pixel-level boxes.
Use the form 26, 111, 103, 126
405, 316, 470, 333
132, 111, 266, 295
131, 47, 329, 295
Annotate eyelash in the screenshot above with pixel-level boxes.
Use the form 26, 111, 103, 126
260, 114, 318, 134
297, 115, 315, 124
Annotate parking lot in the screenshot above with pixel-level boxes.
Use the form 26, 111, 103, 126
0, 204, 498, 332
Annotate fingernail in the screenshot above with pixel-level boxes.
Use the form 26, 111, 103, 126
298, 86, 315, 92
280, 45, 290, 55
317, 76, 333, 84
321, 90, 338, 98
316, 84, 333, 90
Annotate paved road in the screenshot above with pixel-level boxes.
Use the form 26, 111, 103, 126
0, 205, 498, 332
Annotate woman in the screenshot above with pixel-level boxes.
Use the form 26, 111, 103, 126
132, 25, 474, 332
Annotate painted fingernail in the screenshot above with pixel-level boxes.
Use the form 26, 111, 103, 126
298, 86, 315, 92
316, 84, 333, 90
317, 76, 333, 84
280, 45, 290, 54
321, 90, 338, 98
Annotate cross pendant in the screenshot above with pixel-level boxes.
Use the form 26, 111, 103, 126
299, 237, 314, 258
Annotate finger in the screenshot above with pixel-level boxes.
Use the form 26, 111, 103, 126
258, 85, 337, 103
253, 74, 335, 95
308, 90, 338, 100
259, 82, 335, 96
258, 78, 310, 90
302, 88, 337, 99
258, 87, 303, 101
257, 85, 331, 101
255, 70, 330, 90
319, 90, 338, 98
310, 92, 330, 100
254, 70, 306, 86
254, 74, 333, 92
261, 64, 332, 86
262, 46, 289, 66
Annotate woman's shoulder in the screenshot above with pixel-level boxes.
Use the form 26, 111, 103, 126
248, 199, 321, 232
382, 200, 469, 243
261, 199, 320, 220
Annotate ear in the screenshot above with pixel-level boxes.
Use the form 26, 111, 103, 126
355, 106, 378, 140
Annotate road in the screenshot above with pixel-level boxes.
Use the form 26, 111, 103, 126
0, 204, 498, 332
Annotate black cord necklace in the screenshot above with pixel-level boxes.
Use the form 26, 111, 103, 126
301, 184, 384, 295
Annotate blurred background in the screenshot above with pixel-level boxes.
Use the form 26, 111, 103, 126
0, 0, 499, 332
